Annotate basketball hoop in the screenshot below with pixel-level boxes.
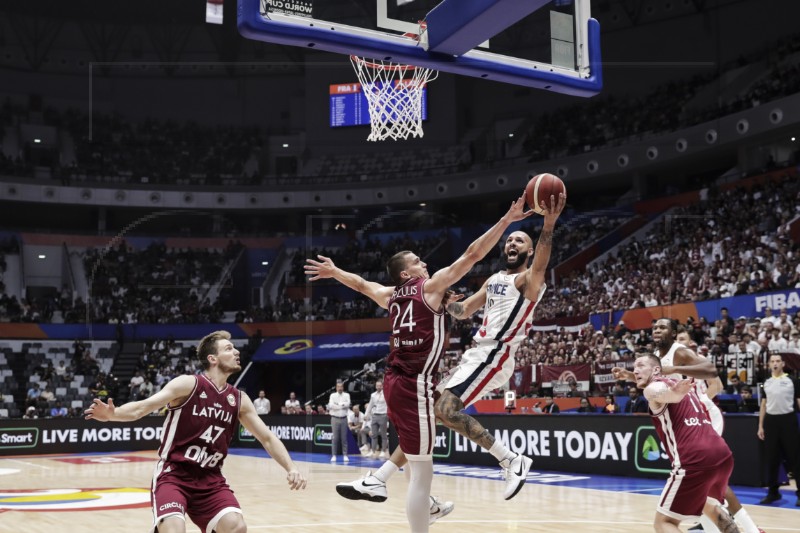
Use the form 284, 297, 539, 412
349, 23, 438, 141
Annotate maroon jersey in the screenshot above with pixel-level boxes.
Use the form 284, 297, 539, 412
386, 277, 446, 376
156, 374, 241, 473
650, 376, 732, 470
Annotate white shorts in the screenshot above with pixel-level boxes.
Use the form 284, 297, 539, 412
437, 343, 514, 407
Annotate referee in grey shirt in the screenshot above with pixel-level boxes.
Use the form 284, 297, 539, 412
758, 353, 800, 506
328, 380, 351, 463
365, 379, 389, 459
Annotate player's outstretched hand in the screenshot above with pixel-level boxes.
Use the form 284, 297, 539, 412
611, 367, 633, 381
286, 469, 307, 490
540, 192, 567, 222
442, 289, 464, 308
305, 255, 337, 281
670, 378, 694, 396
85, 397, 115, 421
503, 193, 536, 223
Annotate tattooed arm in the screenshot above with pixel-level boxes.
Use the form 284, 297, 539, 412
446, 279, 489, 320
517, 192, 566, 302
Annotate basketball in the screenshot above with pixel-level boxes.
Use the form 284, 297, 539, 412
525, 173, 566, 215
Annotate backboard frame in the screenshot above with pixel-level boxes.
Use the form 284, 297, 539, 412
237, 0, 602, 97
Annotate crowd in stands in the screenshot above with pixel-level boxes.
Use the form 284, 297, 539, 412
1, 34, 798, 187
521, 32, 800, 164
531, 173, 800, 320
73, 241, 240, 324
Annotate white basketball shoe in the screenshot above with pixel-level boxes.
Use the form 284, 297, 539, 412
429, 495, 455, 525
500, 454, 532, 500
335, 471, 388, 502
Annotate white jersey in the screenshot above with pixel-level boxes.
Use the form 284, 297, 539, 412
657, 342, 723, 435
474, 272, 545, 350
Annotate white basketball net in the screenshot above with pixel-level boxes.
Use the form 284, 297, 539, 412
350, 55, 439, 141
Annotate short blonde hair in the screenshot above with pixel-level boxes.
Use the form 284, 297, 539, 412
197, 330, 231, 370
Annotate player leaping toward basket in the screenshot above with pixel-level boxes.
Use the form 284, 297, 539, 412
313, 191, 565, 513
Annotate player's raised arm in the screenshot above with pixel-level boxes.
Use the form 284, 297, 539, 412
238, 392, 307, 490
518, 192, 566, 302
427, 193, 533, 296
305, 254, 394, 309
643, 378, 694, 408
85, 374, 196, 422
446, 279, 488, 320
664, 346, 718, 380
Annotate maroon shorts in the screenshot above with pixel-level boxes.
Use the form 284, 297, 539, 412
151, 463, 241, 533
657, 453, 733, 521
384, 368, 436, 457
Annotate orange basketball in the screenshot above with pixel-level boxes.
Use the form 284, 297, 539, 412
525, 173, 566, 215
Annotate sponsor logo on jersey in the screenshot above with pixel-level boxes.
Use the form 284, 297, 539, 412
158, 501, 185, 513
634, 427, 670, 474
227, 394, 236, 407
0, 488, 150, 512
199, 392, 208, 399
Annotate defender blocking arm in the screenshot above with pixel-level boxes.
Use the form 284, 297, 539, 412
305, 255, 394, 309
427, 193, 533, 295
446, 279, 489, 320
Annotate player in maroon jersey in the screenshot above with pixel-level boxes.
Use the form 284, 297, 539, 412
85, 330, 306, 533
306, 194, 532, 532
633, 354, 740, 533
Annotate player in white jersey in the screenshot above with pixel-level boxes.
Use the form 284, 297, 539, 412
614, 319, 762, 533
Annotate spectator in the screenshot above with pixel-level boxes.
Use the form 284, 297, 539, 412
624, 387, 649, 413
23, 406, 38, 419
284, 392, 301, 415
39, 387, 55, 403
738, 387, 759, 413
50, 401, 68, 418
540, 395, 560, 414
566, 381, 584, 398
327, 380, 351, 463
576, 397, 595, 413
254, 390, 271, 415
347, 404, 367, 452
26, 383, 40, 406
725, 375, 745, 395
129, 370, 144, 398
602, 395, 618, 414
364, 378, 389, 459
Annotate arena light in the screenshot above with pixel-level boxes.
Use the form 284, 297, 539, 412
34, 139, 41, 144
792, 137, 796, 142
261, 261, 269, 266
282, 143, 289, 148
38, 254, 46, 259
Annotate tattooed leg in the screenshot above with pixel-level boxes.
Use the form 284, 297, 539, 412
705, 501, 740, 533
435, 390, 496, 450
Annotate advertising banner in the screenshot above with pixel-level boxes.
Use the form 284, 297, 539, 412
591, 288, 800, 332
252, 333, 389, 362
0, 417, 164, 456
236, 415, 358, 453
411, 414, 760, 486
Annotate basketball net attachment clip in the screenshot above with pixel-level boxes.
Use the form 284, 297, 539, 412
349, 22, 438, 142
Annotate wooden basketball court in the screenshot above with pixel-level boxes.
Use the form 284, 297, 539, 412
1, 450, 797, 532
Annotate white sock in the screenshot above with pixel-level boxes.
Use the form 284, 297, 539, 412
733, 508, 760, 533
699, 513, 722, 533
372, 460, 399, 483
488, 440, 514, 463
406, 459, 433, 533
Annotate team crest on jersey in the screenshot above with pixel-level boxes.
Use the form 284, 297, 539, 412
227, 393, 236, 406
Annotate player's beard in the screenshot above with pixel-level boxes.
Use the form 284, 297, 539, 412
504, 251, 527, 270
